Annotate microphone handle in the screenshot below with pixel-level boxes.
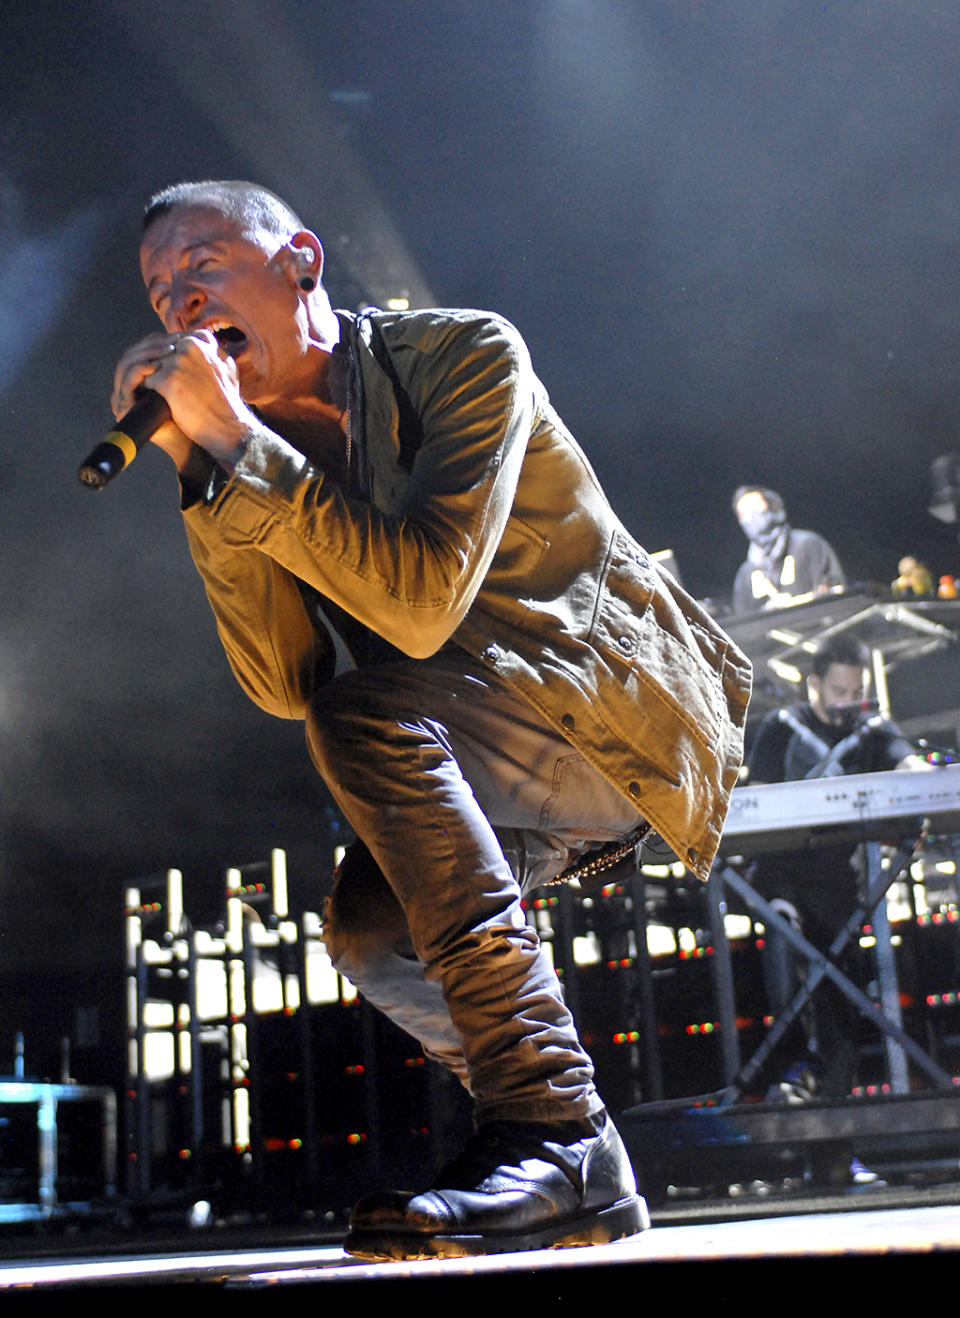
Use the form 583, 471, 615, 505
78, 390, 171, 490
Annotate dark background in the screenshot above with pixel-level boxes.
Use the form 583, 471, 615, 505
2, 1, 960, 1074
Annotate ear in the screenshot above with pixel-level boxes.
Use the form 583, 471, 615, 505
806, 674, 820, 704
287, 229, 324, 291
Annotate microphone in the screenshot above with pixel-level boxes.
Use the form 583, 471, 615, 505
828, 697, 881, 731
78, 389, 171, 490
830, 699, 880, 716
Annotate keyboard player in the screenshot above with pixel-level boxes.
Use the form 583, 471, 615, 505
731, 486, 845, 614
745, 633, 931, 1120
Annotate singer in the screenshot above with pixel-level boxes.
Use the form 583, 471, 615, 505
111, 180, 750, 1259
745, 633, 931, 1162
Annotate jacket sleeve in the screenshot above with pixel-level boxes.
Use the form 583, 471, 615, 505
183, 511, 335, 718
182, 312, 536, 710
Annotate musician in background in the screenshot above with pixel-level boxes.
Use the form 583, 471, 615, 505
746, 634, 930, 1137
749, 634, 928, 784
732, 486, 845, 615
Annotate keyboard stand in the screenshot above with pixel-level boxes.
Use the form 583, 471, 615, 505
708, 842, 955, 1104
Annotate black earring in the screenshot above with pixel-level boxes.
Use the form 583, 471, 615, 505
299, 274, 316, 291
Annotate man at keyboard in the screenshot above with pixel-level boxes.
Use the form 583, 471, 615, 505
746, 634, 929, 1128
748, 635, 926, 785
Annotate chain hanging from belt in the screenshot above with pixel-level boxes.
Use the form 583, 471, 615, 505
547, 821, 653, 887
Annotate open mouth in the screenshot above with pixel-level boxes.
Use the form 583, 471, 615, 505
213, 326, 248, 358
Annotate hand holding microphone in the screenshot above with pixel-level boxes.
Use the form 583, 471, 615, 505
80, 330, 247, 490
79, 330, 188, 490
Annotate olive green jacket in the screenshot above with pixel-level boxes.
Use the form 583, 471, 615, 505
182, 309, 751, 880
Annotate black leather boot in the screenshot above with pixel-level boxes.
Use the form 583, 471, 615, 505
344, 1113, 649, 1260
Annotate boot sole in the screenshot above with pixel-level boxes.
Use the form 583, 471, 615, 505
344, 1194, 650, 1261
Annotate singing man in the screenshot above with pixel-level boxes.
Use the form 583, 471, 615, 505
112, 179, 751, 1259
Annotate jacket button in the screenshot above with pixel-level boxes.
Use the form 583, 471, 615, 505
561, 714, 575, 731
618, 634, 632, 650
482, 645, 498, 663
687, 847, 698, 867
628, 782, 641, 799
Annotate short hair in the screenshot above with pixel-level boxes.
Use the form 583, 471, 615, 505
811, 633, 870, 677
142, 180, 304, 241
732, 485, 785, 516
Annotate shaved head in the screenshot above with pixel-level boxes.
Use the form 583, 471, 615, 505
142, 180, 304, 244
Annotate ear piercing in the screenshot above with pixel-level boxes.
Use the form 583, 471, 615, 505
298, 248, 316, 291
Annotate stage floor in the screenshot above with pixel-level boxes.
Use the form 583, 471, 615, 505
1, 1194, 959, 1300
